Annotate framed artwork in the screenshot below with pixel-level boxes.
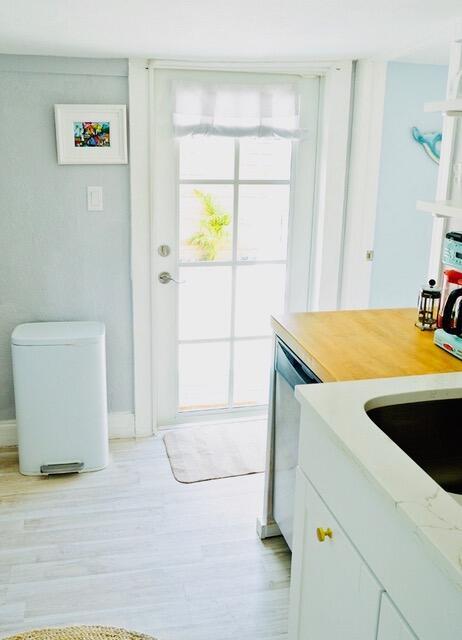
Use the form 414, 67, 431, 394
54, 104, 128, 164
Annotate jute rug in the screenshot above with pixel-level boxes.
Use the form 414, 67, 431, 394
3, 626, 155, 640
163, 419, 266, 483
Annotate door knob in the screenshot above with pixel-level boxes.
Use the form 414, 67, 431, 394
158, 271, 184, 285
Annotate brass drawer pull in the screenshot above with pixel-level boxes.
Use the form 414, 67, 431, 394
316, 527, 333, 542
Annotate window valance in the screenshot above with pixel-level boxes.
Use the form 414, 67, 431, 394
173, 82, 305, 139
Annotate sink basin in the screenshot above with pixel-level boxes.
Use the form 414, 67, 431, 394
366, 398, 462, 494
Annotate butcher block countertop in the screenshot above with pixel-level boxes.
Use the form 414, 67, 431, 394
272, 307, 462, 382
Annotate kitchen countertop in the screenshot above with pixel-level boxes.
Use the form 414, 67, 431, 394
295, 372, 462, 586
272, 308, 462, 381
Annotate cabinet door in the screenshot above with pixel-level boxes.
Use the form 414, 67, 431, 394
377, 593, 417, 640
289, 468, 383, 640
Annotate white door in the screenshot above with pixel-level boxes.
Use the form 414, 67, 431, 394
151, 69, 320, 425
289, 468, 383, 640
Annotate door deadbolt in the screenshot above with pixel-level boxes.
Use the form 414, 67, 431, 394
158, 244, 171, 257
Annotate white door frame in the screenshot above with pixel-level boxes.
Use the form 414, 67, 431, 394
128, 58, 153, 437
340, 60, 388, 310
152, 69, 321, 426
129, 58, 355, 434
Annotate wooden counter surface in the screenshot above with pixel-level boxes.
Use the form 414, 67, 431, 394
272, 308, 462, 382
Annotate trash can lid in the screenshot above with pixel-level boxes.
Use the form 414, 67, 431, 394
12, 321, 105, 346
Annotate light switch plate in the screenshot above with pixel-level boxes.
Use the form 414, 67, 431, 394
87, 186, 103, 211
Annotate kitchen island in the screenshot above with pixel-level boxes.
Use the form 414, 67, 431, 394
258, 308, 462, 544
272, 307, 462, 381
290, 372, 462, 639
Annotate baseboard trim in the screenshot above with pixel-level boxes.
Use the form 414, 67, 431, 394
0, 420, 18, 448
256, 517, 281, 540
108, 412, 136, 439
0, 412, 136, 448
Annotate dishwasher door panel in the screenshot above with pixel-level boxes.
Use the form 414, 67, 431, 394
273, 371, 301, 549
272, 339, 321, 550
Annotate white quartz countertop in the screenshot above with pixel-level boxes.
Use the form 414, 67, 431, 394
295, 372, 462, 586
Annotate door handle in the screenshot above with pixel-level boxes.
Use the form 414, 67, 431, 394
158, 271, 184, 285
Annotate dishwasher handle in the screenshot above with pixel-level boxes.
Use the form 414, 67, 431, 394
275, 340, 321, 390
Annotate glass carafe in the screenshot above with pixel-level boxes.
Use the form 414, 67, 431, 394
437, 269, 462, 329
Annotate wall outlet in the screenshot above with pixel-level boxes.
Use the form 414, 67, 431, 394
87, 186, 103, 211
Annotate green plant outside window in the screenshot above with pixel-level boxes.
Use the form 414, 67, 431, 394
187, 190, 232, 261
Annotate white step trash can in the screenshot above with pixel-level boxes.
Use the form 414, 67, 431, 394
11, 321, 109, 476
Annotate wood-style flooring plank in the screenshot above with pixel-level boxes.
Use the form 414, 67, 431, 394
0, 434, 290, 639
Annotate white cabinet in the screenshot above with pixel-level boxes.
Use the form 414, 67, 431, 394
377, 594, 417, 640
292, 381, 462, 639
289, 468, 383, 640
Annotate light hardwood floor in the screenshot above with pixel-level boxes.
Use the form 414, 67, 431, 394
0, 436, 290, 639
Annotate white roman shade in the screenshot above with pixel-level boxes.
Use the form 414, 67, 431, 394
173, 82, 304, 139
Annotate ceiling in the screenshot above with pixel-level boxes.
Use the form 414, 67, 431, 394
0, 0, 460, 63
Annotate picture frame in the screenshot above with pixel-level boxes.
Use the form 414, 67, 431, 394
54, 104, 128, 165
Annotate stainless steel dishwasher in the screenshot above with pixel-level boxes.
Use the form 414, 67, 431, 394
258, 337, 321, 550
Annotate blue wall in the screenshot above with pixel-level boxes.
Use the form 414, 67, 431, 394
0, 55, 133, 420
370, 62, 448, 308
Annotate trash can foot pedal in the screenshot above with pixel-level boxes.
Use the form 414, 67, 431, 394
40, 462, 84, 475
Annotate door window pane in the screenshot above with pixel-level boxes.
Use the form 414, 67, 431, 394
239, 138, 292, 180
179, 342, 230, 411
179, 136, 234, 180
176, 135, 294, 414
179, 184, 233, 262
233, 339, 272, 406
179, 266, 232, 340
234, 264, 286, 337
237, 185, 290, 261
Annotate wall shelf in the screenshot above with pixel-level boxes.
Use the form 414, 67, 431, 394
417, 199, 462, 218
424, 99, 462, 116
423, 42, 462, 280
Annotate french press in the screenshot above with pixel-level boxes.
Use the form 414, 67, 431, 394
415, 279, 440, 331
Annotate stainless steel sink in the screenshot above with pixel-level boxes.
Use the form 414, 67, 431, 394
366, 398, 462, 494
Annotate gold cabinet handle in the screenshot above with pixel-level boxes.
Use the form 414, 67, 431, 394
316, 527, 333, 542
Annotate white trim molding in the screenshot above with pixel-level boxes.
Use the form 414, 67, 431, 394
148, 59, 338, 76
0, 412, 137, 448
340, 60, 388, 309
0, 420, 18, 448
309, 60, 354, 311
129, 58, 155, 437
107, 412, 136, 439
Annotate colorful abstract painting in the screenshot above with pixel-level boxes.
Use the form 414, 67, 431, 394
73, 121, 111, 147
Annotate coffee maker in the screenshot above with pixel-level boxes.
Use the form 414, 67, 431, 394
434, 233, 462, 360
